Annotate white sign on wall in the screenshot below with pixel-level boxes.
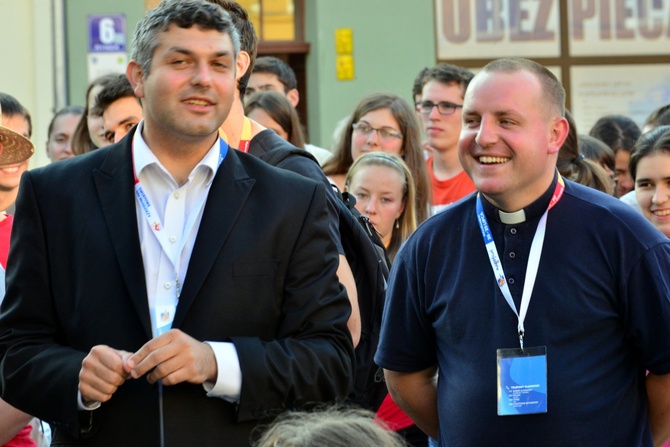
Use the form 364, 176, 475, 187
571, 64, 670, 131
435, 0, 561, 59
569, 0, 670, 56
435, 0, 670, 59
87, 15, 127, 82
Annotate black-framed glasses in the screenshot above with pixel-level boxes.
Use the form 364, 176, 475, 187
417, 100, 463, 116
352, 122, 403, 141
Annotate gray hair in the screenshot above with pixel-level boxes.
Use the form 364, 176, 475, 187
130, 0, 241, 77
252, 406, 408, 447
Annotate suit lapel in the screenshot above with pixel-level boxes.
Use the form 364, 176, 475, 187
93, 134, 153, 339
173, 149, 255, 327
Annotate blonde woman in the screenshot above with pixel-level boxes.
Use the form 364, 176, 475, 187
346, 153, 423, 444
345, 153, 417, 264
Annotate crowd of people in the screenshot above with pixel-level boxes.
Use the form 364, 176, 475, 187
2, 0, 670, 446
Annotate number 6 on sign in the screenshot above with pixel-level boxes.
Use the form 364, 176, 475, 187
99, 18, 117, 45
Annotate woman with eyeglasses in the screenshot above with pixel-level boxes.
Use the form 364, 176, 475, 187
323, 93, 432, 224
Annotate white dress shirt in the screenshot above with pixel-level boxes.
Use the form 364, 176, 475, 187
133, 122, 241, 402
79, 122, 241, 410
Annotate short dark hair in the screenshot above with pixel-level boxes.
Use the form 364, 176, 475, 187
422, 63, 474, 99
95, 74, 137, 115
579, 134, 615, 172
252, 56, 298, 91
629, 125, 670, 181
589, 114, 641, 154
412, 67, 429, 103
644, 104, 670, 132
206, 1, 258, 97
0, 92, 32, 137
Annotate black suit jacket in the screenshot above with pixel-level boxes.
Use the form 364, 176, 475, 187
0, 129, 354, 446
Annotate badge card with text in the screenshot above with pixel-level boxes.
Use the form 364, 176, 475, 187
497, 346, 547, 416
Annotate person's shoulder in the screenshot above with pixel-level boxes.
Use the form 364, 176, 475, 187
249, 129, 290, 156
423, 193, 476, 228
618, 190, 640, 211
233, 148, 320, 190
402, 193, 477, 253
29, 142, 127, 185
563, 180, 637, 219
249, 130, 328, 182
563, 180, 666, 246
304, 143, 333, 166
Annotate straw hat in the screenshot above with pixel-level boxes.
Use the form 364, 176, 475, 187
0, 102, 35, 165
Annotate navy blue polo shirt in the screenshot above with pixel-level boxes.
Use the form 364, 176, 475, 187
376, 177, 670, 446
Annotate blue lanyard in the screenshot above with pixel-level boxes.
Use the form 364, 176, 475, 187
475, 177, 564, 349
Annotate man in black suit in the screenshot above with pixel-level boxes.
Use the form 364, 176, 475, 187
0, 1, 353, 446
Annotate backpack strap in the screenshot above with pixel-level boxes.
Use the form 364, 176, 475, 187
261, 146, 319, 167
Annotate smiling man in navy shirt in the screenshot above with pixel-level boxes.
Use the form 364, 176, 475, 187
376, 57, 670, 446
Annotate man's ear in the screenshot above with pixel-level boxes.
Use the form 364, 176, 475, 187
286, 88, 300, 108
236, 51, 250, 82
126, 61, 146, 99
547, 116, 569, 155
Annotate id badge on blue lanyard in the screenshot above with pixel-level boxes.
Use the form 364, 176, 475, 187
476, 177, 564, 416
497, 346, 547, 415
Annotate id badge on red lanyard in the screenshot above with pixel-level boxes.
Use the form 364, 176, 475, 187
132, 131, 227, 335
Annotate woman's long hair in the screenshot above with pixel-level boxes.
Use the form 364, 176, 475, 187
345, 152, 417, 264
244, 90, 306, 148
323, 93, 431, 223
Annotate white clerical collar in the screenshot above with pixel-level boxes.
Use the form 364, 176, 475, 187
498, 209, 526, 224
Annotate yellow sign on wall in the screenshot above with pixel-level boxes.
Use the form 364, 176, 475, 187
335, 28, 353, 54
336, 55, 355, 81
335, 28, 354, 81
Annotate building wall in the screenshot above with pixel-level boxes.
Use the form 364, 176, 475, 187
66, 0, 438, 150
2, 1, 437, 165
65, 0, 145, 107
0, 0, 54, 169
7, 1, 667, 166
0, 0, 144, 169
304, 0, 436, 149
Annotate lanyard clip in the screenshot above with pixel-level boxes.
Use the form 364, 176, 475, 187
518, 328, 525, 352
